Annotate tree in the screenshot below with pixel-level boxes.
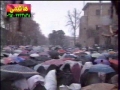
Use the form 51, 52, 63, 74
48, 30, 65, 46
63, 36, 71, 47
49, 30, 57, 45
1, 1, 48, 46
57, 30, 65, 46
20, 17, 48, 45
75, 43, 82, 49
66, 8, 81, 46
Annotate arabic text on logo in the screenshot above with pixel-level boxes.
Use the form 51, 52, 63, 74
6, 4, 31, 13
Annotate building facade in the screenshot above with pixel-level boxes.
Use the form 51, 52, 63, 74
79, 3, 118, 48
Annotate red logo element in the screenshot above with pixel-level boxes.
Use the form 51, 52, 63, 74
6, 4, 31, 13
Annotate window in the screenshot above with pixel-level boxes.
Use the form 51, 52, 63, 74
96, 9, 100, 15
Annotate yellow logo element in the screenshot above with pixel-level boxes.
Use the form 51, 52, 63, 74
10, 5, 28, 13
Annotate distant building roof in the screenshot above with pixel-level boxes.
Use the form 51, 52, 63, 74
82, 3, 111, 11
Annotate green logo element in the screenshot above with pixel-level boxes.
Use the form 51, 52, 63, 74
15, 13, 24, 17
7, 13, 13, 18
15, 13, 31, 17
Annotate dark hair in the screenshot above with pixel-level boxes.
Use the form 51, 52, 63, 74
56, 64, 74, 86
63, 64, 71, 72
30, 57, 35, 59
47, 64, 57, 74
3, 54, 9, 57
56, 64, 63, 76
37, 66, 46, 77
33, 82, 46, 90
91, 57, 96, 64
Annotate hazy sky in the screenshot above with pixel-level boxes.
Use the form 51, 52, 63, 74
25, 1, 110, 37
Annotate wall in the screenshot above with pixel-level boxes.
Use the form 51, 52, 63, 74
79, 3, 118, 48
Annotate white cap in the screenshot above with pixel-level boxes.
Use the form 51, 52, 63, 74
69, 83, 81, 90
8, 54, 13, 57
84, 62, 93, 66
13, 53, 19, 56
85, 51, 90, 55
30, 53, 39, 57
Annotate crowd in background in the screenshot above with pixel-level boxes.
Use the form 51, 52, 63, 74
0, 45, 118, 90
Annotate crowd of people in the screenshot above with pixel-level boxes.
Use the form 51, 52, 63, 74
0, 45, 118, 90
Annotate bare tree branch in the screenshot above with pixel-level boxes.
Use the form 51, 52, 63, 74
67, 11, 75, 29
66, 8, 81, 45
